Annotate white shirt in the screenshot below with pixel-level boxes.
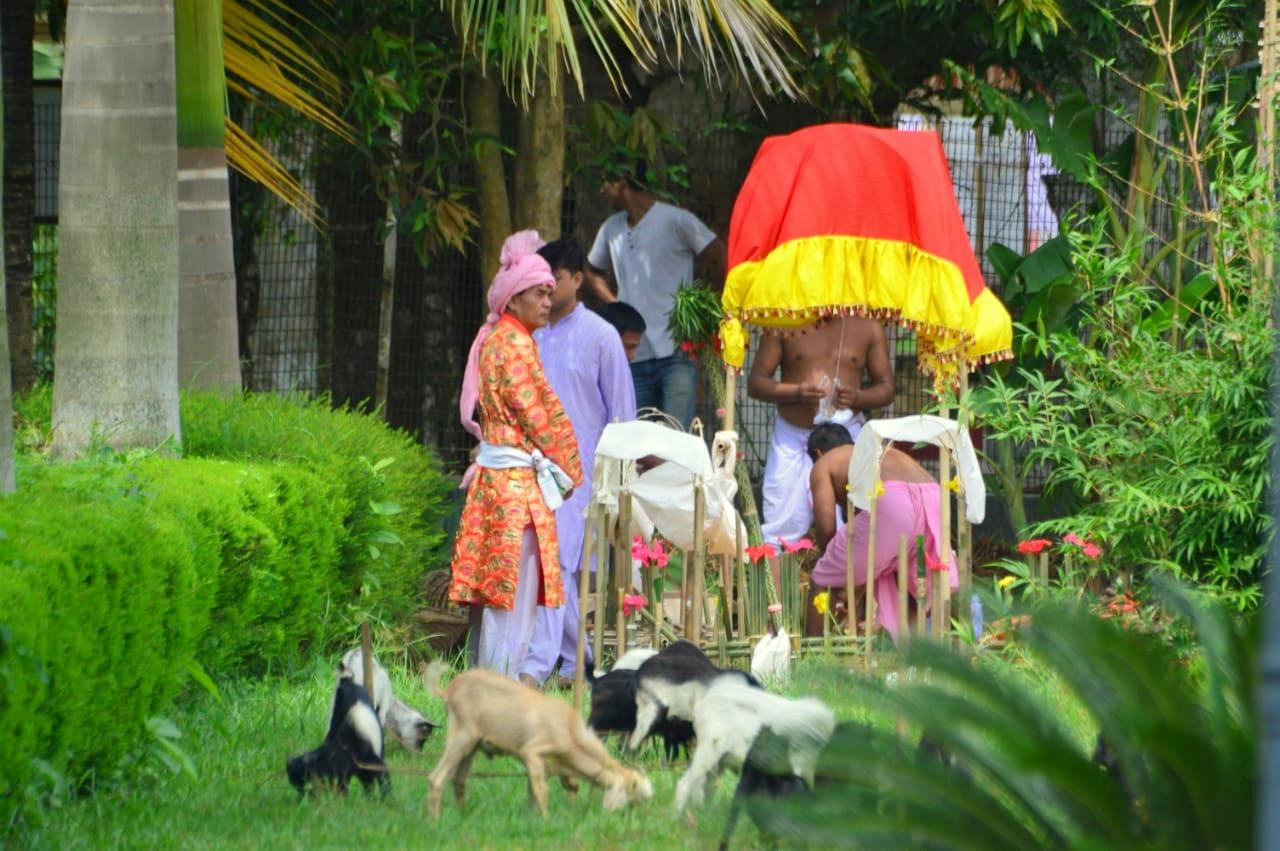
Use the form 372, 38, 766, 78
588, 201, 716, 361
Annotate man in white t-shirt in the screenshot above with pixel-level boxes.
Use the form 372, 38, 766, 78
584, 160, 726, 430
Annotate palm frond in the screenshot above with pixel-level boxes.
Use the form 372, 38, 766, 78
755, 583, 1255, 851
224, 119, 324, 227
444, 0, 797, 102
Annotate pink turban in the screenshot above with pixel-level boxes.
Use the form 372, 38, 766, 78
459, 230, 555, 439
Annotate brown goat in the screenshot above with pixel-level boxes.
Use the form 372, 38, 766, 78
423, 662, 653, 818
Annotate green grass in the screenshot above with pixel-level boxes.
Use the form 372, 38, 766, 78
18, 652, 1095, 850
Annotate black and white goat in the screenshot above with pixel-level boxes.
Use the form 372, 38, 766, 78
673, 677, 835, 813
337, 648, 438, 750
287, 679, 389, 796
628, 641, 761, 753
586, 648, 694, 760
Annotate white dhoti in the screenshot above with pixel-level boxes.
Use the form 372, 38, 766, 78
761, 413, 862, 543
478, 526, 542, 678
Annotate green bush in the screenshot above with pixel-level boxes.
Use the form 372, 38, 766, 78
0, 392, 459, 827
179, 391, 458, 621
0, 455, 344, 821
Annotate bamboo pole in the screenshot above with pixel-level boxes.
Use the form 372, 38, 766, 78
573, 507, 596, 712
681, 550, 692, 639
690, 481, 707, 644
938, 445, 952, 644
897, 534, 909, 651
916, 535, 927, 641
735, 512, 747, 640
616, 490, 632, 657
592, 502, 608, 667
865, 492, 878, 661
845, 493, 856, 642
723, 364, 737, 432
957, 370, 972, 626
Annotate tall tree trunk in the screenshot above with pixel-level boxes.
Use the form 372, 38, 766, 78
467, 70, 510, 294
0, 18, 17, 492
175, 0, 241, 391
52, 0, 181, 457
1, 0, 34, 393
513, 67, 565, 239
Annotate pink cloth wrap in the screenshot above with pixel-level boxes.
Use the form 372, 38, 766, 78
810, 480, 958, 640
459, 230, 555, 439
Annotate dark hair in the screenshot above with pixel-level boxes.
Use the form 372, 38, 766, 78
537, 237, 584, 274
597, 301, 647, 336
605, 158, 649, 192
807, 422, 854, 456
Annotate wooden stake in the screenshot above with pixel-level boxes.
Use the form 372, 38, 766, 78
845, 493, 856, 642
592, 503, 608, 667
723, 363, 737, 431
690, 480, 707, 644
360, 622, 375, 694
897, 533, 909, 651
616, 490, 632, 657
938, 446, 952, 644
573, 508, 595, 712
735, 512, 747, 640
865, 492, 878, 661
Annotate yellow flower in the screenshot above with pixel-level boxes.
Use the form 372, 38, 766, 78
868, 480, 885, 500
813, 591, 830, 615
997, 575, 1017, 590
946, 476, 960, 493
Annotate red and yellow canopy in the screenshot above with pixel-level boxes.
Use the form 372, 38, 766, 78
720, 123, 1012, 378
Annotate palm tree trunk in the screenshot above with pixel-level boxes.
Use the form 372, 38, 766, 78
175, 0, 241, 391
513, 66, 565, 238
0, 26, 17, 492
1, 0, 35, 393
467, 70, 510, 292
52, 0, 181, 456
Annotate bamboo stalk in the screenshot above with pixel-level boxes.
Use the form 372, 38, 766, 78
845, 493, 856, 640
592, 503, 608, 667
574, 508, 595, 712
897, 534, 909, 651
690, 482, 707, 643
723, 363, 737, 431
616, 490, 632, 657
938, 445, 952, 645
735, 519, 748, 640
865, 492, 878, 661
1038, 551, 1049, 593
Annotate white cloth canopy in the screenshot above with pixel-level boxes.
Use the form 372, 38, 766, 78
592, 421, 747, 556
848, 415, 986, 524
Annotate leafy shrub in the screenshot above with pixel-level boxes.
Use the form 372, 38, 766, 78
179, 392, 457, 622
0, 455, 344, 822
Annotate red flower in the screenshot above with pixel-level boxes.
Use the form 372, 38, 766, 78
1063, 533, 1084, 546
779, 537, 816, 554
622, 593, 649, 617
678, 341, 700, 354
926, 551, 949, 572
745, 543, 778, 563
1017, 538, 1052, 555
1104, 592, 1139, 617
1081, 542, 1103, 559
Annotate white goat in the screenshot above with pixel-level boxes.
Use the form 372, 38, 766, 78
673, 678, 836, 812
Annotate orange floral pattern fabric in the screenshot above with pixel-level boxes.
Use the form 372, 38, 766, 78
449, 314, 583, 610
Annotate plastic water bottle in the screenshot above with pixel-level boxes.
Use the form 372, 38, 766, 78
970, 594, 984, 642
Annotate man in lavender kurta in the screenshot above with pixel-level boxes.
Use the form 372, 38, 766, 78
522, 237, 637, 688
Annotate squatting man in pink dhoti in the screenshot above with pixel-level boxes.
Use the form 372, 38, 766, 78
803, 423, 957, 640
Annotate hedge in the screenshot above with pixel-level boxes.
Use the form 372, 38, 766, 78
0, 391, 459, 826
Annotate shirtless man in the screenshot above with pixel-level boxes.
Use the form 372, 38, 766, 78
808, 424, 934, 552
803, 423, 955, 639
747, 317, 894, 548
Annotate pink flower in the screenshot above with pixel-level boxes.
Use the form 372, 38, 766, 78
1082, 542, 1103, 559
1063, 533, 1084, 546
715, 407, 727, 418
779, 537, 816, 554
1017, 538, 1052, 555
631, 535, 651, 562
767, 603, 783, 614
745, 543, 778, 563
622, 593, 648, 618
649, 539, 670, 568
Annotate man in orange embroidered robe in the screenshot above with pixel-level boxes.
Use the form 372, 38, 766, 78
451, 230, 583, 678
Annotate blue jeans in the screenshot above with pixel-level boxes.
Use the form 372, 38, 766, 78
631, 354, 697, 430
